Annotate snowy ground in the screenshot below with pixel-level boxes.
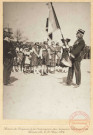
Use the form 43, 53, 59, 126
3, 59, 90, 119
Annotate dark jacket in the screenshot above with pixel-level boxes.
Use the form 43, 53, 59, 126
3, 40, 16, 63
71, 38, 85, 61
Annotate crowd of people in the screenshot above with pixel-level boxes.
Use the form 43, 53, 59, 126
12, 40, 70, 75
3, 28, 90, 87
3, 34, 73, 85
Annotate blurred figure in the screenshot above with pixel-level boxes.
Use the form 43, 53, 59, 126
13, 47, 19, 72
40, 41, 49, 76
17, 47, 24, 72
61, 38, 71, 73
38, 42, 43, 73
47, 43, 52, 73
50, 41, 56, 73
13, 51, 18, 72
3, 37, 16, 85
31, 43, 39, 74
55, 42, 62, 72
23, 48, 31, 73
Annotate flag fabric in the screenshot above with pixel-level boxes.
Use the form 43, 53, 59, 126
48, 32, 53, 40
46, 2, 61, 40
45, 17, 53, 40
47, 2, 60, 32
46, 18, 48, 32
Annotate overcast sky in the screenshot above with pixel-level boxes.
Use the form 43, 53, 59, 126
3, 2, 90, 45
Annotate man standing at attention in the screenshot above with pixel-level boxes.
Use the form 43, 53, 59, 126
67, 29, 85, 88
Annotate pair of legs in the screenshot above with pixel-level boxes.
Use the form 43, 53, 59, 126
62, 67, 67, 73
13, 65, 18, 72
24, 65, 30, 73
56, 59, 61, 72
41, 65, 48, 75
33, 66, 39, 74
67, 61, 81, 85
17, 64, 23, 72
41, 56, 48, 75
50, 66, 55, 73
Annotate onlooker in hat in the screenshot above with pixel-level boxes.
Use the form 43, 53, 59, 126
67, 29, 86, 87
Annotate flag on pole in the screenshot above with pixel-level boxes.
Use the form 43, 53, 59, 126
47, 2, 60, 32
46, 2, 61, 40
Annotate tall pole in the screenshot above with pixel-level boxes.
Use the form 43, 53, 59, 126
60, 28, 64, 40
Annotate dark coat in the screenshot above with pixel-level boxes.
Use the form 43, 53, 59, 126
3, 40, 16, 63
71, 38, 85, 61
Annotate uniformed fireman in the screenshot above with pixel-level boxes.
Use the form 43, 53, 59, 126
67, 29, 86, 88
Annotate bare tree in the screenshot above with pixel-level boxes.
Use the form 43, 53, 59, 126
22, 36, 28, 44
14, 29, 23, 42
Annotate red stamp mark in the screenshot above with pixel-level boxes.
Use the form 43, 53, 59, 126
69, 111, 90, 133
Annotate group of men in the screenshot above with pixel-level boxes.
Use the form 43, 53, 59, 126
3, 28, 86, 88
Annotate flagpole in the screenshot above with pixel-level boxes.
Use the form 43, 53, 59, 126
60, 28, 64, 40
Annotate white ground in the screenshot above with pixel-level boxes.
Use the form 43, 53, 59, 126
3, 59, 90, 119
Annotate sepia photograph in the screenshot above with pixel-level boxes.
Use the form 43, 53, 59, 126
3, 2, 91, 120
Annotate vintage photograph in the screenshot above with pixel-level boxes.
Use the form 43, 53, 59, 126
3, 2, 90, 119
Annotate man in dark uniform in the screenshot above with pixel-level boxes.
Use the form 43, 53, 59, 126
3, 37, 16, 85
67, 29, 85, 88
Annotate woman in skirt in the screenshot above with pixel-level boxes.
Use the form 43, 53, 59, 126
46, 44, 52, 73
50, 41, 57, 73
31, 43, 39, 74
55, 42, 62, 72
13, 47, 19, 72
17, 48, 24, 72
24, 48, 31, 73
37, 42, 43, 73
13, 56, 18, 72
39, 41, 49, 76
